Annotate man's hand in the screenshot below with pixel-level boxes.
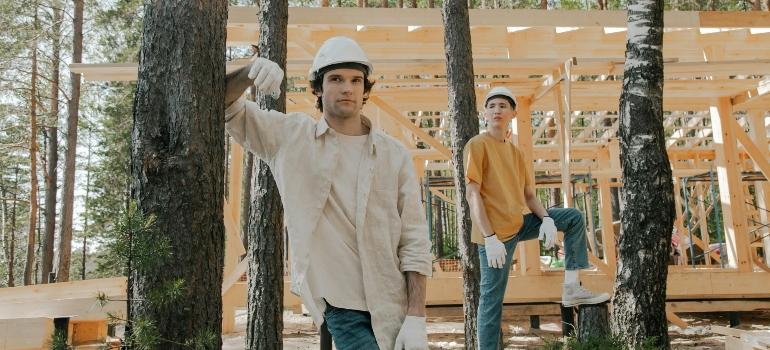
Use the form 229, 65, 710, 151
248, 57, 283, 98
394, 316, 428, 350
538, 216, 557, 249
484, 235, 507, 269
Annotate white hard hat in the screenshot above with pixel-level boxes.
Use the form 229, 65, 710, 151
484, 86, 518, 107
309, 37, 373, 80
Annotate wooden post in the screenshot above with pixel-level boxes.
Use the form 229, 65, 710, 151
672, 178, 690, 266
513, 97, 542, 276
577, 302, 610, 342
596, 148, 617, 274
696, 184, 712, 266
53, 317, 70, 346
552, 67, 573, 208
748, 111, 770, 265
709, 97, 752, 272
560, 305, 576, 337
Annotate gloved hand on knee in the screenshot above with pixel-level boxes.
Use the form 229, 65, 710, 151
484, 234, 507, 269
394, 315, 428, 350
538, 216, 557, 249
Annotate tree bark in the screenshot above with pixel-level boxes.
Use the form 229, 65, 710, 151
441, 0, 480, 348
753, 0, 761, 10
131, 0, 227, 347
246, 0, 287, 348
610, 0, 674, 348
410, 0, 417, 7
577, 303, 610, 342
240, 153, 254, 249
6, 168, 19, 287
42, 2, 63, 284
57, 0, 85, 283
24, 5, 40, 286
81, 136, 92, 280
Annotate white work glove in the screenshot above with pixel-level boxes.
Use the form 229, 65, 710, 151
248, 57, 283, 99
538, 216, 557, 249
394, 316, 428, 350
484, 234, 507, 269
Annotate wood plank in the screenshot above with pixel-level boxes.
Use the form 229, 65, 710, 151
709, 97, 752, 272
731, 117, 770, 183
368, 96, 452, 159
596, 148, 617, 274
667, 300, 770, 313
748, 111, 770, 266
666, 310, 690, 329
513, 97, 543, 277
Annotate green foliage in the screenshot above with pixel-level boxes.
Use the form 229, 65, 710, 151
48, 328, 70, 350
97, 202, 216, 349
98, 202, 171, 276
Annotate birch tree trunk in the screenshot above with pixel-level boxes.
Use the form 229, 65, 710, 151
610, 0, 674, 348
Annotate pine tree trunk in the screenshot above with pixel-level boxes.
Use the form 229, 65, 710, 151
7, 168, 19, 287
441, 0, 480, 348
753, 0, 761, 10
57, 0, 84, 283
1, 185, 6, 273
246, 0, 287, 348
24, 6, 40, 286
42, 2, 63, 284
240, 153, 253, 249
410, 0, 417, 7
610, 0, 674, 348
131, 1, 227, 347
81, 138, 92, 280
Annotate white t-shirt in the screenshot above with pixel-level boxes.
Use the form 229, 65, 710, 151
306, 132, 369, 311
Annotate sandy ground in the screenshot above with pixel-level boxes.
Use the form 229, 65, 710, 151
222, 309, 770, 349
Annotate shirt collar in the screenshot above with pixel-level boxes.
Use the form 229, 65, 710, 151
315, 115, 378, 155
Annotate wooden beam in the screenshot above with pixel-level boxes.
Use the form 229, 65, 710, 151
368, 96, 452, 159
666, 310, 690, 329
596, 148, 617, 274
552, 68, 573, 208
513, 97, 542, 276
709, 97, 752, 272
730, 116, 770, 185
748, 111, 770, 266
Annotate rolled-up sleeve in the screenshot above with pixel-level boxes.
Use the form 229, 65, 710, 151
395, 151, 433, 277
225, 96, 287, 162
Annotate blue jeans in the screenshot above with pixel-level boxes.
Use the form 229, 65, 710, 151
324, 303, 379, 350
477, 208, 588, 350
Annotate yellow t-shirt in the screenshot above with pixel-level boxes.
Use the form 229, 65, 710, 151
464, 132, 533, 244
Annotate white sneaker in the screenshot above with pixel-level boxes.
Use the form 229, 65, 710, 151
562, 282, 610, 307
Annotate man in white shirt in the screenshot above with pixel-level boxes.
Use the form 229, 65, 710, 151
224, 36, 432, 350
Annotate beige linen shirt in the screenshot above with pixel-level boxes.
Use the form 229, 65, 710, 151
225, 97, 433, 350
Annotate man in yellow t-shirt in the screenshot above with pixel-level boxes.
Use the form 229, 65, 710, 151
465, 87, 610, 350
